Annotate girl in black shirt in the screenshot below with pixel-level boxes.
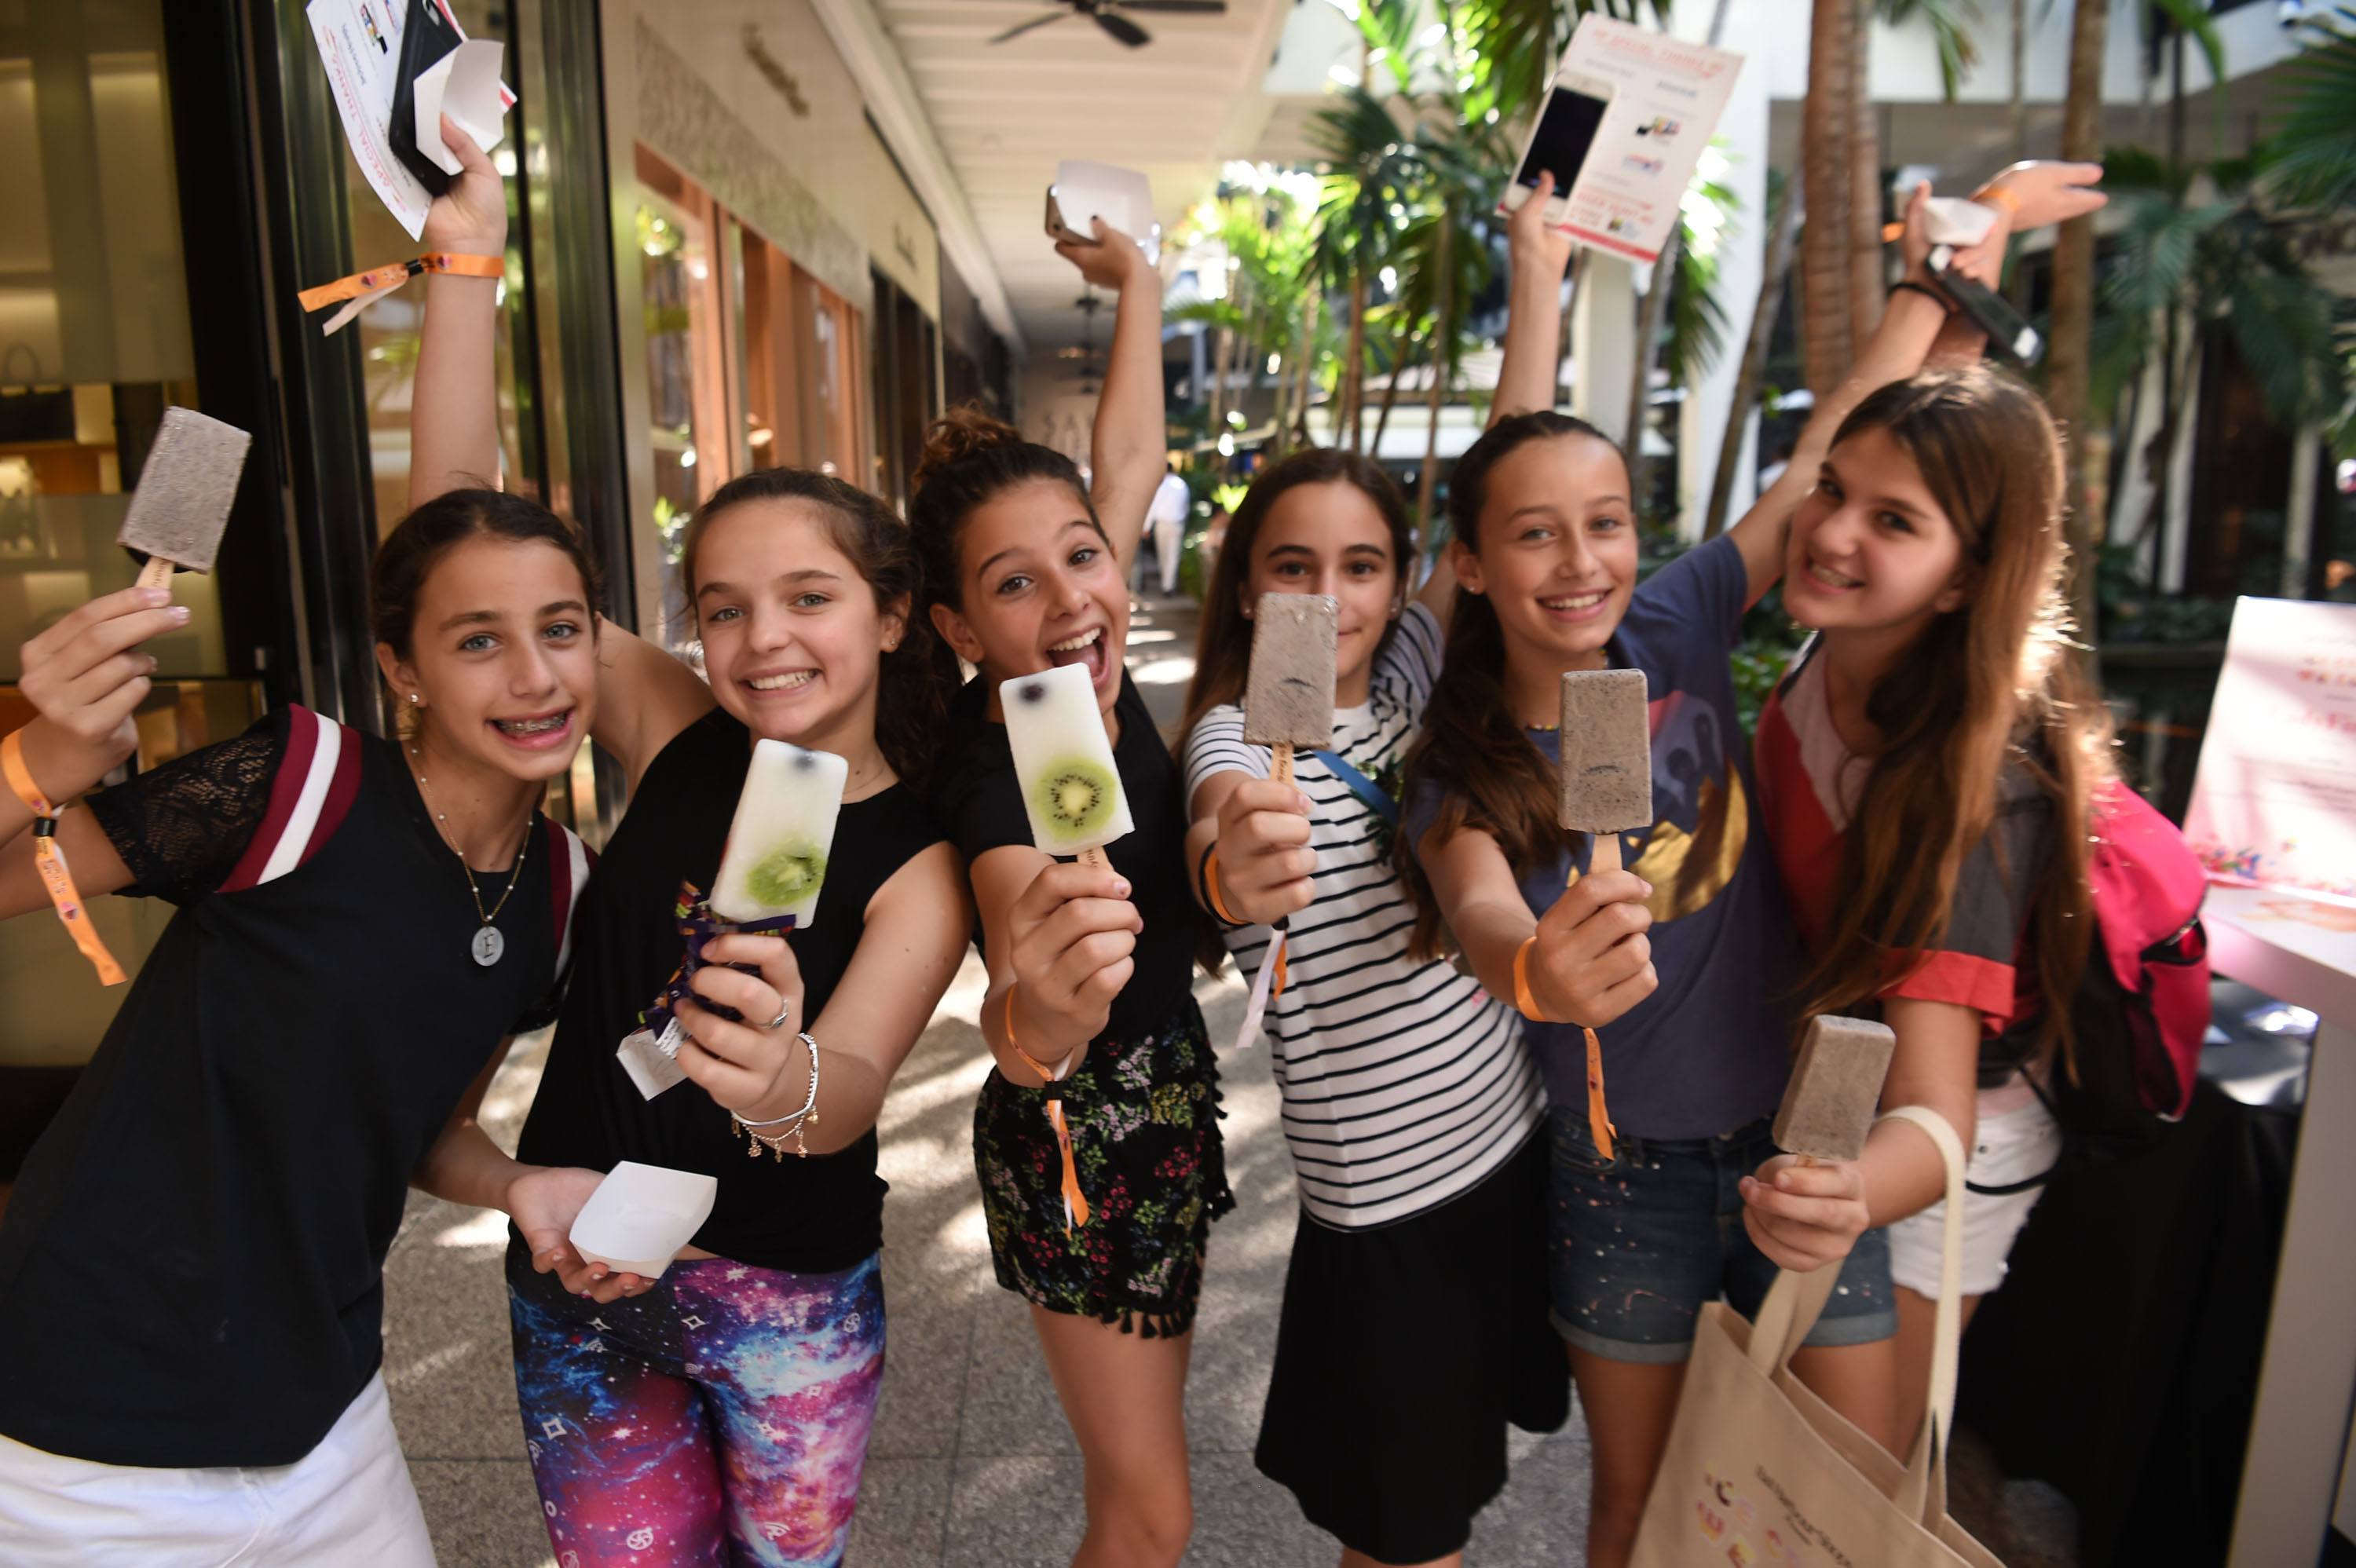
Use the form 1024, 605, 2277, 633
402, 134, 969, 1568
0, 492, 604, 1567
911, 223, 1230, 1568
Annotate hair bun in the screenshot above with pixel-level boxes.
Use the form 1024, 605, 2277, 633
913, 404, 1026, 495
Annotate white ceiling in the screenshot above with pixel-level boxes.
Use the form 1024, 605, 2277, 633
877, 0, 1301, 352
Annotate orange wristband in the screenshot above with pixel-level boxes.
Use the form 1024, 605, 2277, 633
1004, 987, 1091, 1233
2, 730, 126, 986
299, 251, 505, 335
1512, 937, 1548, 1022
1203, 845, 1246, 927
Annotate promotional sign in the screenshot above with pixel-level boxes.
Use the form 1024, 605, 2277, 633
1505, 15, 1743, 265
305, 0, 512, 239
2184, 596, 2356, 906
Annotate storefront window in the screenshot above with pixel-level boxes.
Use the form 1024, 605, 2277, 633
636, 148, 734, 648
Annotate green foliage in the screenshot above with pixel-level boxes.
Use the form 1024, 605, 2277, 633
2268, 6, 2356, 214
1875, 0, 1981, 99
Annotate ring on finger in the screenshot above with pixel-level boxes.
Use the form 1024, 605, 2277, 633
763, 999, 792, 1031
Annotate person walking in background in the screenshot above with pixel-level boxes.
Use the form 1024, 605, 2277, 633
1147, 464, 1192, 598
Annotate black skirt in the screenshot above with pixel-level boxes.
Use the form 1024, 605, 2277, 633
1254, 1131, 1568, 1563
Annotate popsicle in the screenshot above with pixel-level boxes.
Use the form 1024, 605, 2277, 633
1557, 669, 1652, 875
708, 740, 849, 927
1242, 593, 1337, 788
1001, 661, 1132, 867
1772, 1014, 1897, 1164
117, 408, 252, 594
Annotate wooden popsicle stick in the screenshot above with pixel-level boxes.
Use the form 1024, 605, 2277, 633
1271, 740, 1294, 789
136, 556, 175, 592
1589, 831, 1622, 876
1079, 846, 1110, 868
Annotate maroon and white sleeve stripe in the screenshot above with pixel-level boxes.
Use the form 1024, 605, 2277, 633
218, 706, 361, 893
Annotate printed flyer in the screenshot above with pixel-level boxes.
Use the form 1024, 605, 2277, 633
2184, 596, 2356, 905
305, 0, 511, 239
1555, 16, 1743, 265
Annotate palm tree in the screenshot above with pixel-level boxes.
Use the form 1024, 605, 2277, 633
1704, 170, 1799, 538
2045, 0, 2108, 632
1801, 0, 1863, 397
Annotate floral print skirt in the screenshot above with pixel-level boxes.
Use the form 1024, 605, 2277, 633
974, 996, 1233, 1336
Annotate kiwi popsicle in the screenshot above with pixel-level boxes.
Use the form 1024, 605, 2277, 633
1242, 593, 1337, 788
708, 740, 848, 927
1557, 669, 1652, 875
1001, 662, 1132, 866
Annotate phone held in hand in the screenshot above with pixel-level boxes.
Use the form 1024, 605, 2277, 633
1501, 71, 1614, 227
1927, 243, 2043, 365
1044, 159, 1158, 259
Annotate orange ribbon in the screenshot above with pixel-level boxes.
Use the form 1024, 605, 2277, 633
1007, 988, 1091, 1234
2, 730, 126, 986
1513, 937, 1614, 1160
298, 251, 504, 336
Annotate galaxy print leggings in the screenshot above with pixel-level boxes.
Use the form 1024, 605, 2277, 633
504, 1241, 884, 1568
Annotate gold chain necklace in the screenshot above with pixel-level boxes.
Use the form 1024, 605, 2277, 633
410, 744, 529, 967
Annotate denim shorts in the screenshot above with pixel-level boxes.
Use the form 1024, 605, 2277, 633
1546, 1105, 1897, 1364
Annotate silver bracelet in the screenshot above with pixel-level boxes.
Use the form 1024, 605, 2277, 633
735, 1032, 821, 1126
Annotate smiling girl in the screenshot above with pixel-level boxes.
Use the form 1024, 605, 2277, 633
0, 492, 601, 1566
1388, 167, 2096, 1567
397, 127, 972, 1567
1755, 364, 2115, 1453
1176, 449, 1565, 1568
913, 223, 1230, 1568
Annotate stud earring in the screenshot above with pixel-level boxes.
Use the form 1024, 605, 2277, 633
408, 692, 420, 704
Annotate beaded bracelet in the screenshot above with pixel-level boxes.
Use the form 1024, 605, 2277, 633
732, 1032, 820, 1160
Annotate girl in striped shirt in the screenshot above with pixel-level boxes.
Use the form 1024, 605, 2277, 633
1179, 450, 1567, 1568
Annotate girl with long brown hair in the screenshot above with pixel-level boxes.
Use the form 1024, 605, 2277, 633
911, 224, 1231, 1568
1396, 165, 2099, 1568
1177, 450, 1566, 1568
401, 132, 971, 1566
1755, 364, 2114, 1453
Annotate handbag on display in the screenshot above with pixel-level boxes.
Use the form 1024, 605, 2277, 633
1628, 1105, 2003, 1568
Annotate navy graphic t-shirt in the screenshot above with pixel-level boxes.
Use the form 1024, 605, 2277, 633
1406, 535, 1798, 1139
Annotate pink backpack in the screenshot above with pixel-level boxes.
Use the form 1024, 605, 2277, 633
2054, 779, 2211, 1146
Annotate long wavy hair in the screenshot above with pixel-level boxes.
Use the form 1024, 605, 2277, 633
679, 466, 948, 791
1176, 448, 1413, 753
1795, 367, 2113, 1071
1398, 411, 1626, 961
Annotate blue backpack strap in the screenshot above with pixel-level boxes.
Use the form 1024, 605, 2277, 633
1312, 748, 1397, 826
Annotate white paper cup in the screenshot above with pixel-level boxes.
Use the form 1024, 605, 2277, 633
566, 1161, 718, 1278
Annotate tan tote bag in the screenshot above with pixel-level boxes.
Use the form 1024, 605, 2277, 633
1628, 1105, 2005, 1568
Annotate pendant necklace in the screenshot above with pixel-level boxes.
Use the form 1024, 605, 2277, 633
411, 744, 529, 967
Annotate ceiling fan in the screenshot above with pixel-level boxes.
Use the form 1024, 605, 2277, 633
990, 0, 1227, 49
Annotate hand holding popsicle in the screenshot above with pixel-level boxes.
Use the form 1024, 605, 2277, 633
1524, 872, 1656, 1027
671, 933, 805, 1113
1209, 778, 1315, 927
1741, 1156, 1871, 1273
15, 586, 188, 797
1004, 861, 1140, 1069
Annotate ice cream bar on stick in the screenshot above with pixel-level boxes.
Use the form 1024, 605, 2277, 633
1002, 662, 1133, 868
708, 740, 848, 927
1557, 669, 1652, 876
1553, 669, 1652, 1164
118, 408, 251, 594
1242, 593, 1337, 788
1773, 1014, 1897, 1164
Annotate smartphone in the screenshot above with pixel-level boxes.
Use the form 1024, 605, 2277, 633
1927, 244, 2043, 365
1501, 72, 1613, 225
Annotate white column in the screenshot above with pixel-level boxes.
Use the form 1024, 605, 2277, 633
1572, 253, 1637, 446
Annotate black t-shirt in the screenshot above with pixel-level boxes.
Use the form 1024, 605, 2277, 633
928, 671, 1196, 1040
516, 707, 946, 1271
0, 706, 582, 1467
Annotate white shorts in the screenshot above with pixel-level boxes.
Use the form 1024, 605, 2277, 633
0, 1372, 435, 1567
1887, 1077, 2065, 1299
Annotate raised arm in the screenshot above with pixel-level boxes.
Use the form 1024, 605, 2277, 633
1416, 818, 1655, 1029
409, 118, 508, 506
1059, 222, 1167, 569
1725, 161, 2105, 605
1489, 172, 1577, 429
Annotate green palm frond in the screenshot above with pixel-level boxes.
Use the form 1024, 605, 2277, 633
2267, 5, 2356, 212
